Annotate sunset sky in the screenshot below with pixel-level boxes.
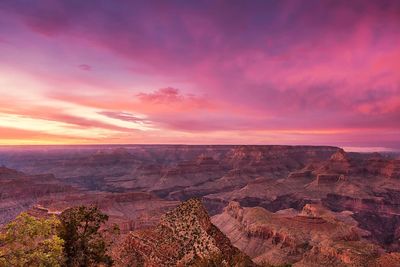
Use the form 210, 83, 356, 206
0, 0, 399, 150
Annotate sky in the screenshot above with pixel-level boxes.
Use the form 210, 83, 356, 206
0, 0, 399, 150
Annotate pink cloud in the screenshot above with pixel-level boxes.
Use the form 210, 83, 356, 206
135, 87, 214, 111
78, 64, 92, 71
98, 111, 147, 123
0, 103, 138, 133
137, 87, 183, 103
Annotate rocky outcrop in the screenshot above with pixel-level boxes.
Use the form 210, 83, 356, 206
212, 201, 389, 266
375, 252, 400, 266
382, 160, 400, 179
115, 199, 255, 266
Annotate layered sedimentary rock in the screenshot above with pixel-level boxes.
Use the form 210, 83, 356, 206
0, 166, 179, 232
0, 166, 75, 225
36, 192, 179, 233
212, 201, 389, 266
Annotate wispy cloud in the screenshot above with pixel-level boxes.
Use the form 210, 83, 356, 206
98, 111, 146, 123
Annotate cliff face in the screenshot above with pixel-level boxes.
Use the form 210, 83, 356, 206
0, 166, 179, 233
115, 199, 255, 267
36, 191, 179, 233
0, 167, 75, 225
212, 201, 386, 266
0, 145, 339, 192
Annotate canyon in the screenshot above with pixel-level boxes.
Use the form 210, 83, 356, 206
1, 145, 400, 266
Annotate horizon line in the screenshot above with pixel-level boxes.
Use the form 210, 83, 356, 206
0, 143, 398, 153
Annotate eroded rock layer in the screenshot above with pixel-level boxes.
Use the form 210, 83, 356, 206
115, 199, 255, 267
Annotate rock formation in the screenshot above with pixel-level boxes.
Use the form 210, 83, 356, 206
115, 199, 255, 266
212, 201, 391, 266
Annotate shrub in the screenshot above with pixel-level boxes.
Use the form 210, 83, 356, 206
58, 206, 119, 267
0, 213, 65, 267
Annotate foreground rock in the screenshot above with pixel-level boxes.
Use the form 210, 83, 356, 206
115, 199, 255, 266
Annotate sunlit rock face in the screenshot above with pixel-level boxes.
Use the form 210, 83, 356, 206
114, 199, 255, 267
212, 201, 392, 266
